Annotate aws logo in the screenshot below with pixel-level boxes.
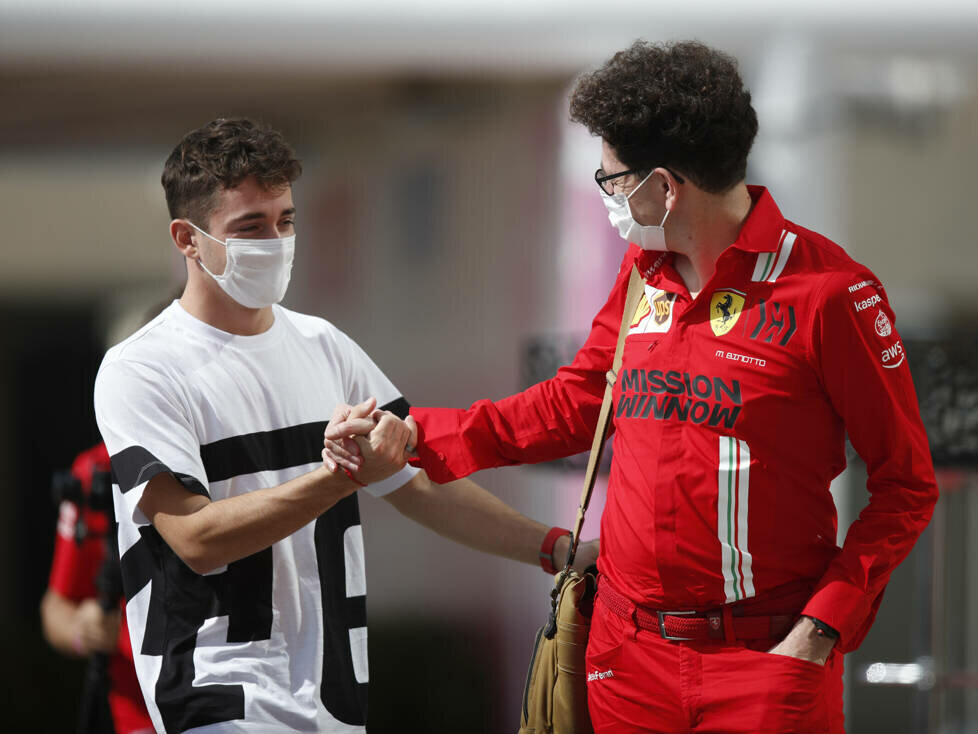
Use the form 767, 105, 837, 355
881, 341, 905, 369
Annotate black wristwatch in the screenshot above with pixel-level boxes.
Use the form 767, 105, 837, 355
805, 615, 840, 640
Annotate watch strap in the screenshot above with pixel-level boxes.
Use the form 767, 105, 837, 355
806, 615, 840, 640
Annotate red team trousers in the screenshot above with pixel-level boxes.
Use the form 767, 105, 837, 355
586, 589, 845, 733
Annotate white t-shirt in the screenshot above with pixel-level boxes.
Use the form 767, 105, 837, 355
94, 302, 418, 734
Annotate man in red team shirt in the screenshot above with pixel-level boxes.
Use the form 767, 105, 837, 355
42, 443, 153, 734
324, 40, 938, 732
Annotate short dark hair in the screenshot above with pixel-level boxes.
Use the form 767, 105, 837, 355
162, 117, 303, 226
569, 40, 757, 194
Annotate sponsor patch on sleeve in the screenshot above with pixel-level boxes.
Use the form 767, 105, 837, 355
881, 340, 905, 368
847, 278, 878, 294
852, 293, 882, 312
874, 310, 892, 338
844, 279, 903, 369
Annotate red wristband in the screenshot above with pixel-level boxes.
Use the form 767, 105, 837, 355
341, 467, 367, 488
540, 526, 571, 574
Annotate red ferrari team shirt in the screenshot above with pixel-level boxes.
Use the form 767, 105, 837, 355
411, 187, 937, 652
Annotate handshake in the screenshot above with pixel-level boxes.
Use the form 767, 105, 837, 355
322, 398, 418, 487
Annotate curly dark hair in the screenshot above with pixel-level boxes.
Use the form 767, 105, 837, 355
162, 117, 302, 226
569, 40, 757, 193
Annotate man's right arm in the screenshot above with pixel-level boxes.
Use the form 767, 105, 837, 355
328, 246, 642, 483
138, 468, 357, 575
140, 403, 413, 574
96, 358, 411, 575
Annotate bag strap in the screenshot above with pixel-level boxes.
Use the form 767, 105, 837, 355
561, 263, 645, 571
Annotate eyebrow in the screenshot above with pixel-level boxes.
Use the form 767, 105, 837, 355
227, 207, 296, 226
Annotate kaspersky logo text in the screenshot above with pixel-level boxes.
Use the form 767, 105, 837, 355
617, 369, 742, 428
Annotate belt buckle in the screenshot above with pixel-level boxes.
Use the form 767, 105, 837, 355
657, 610, 698, 641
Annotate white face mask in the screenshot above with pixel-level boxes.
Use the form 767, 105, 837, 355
189, 222, 295, 309
600, 170, 670, 251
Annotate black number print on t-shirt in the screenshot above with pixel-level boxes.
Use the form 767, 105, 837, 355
120, 496, 368, 732
315, 496, 368, 724
113, 417, 385, 731
121, 526, 272, 732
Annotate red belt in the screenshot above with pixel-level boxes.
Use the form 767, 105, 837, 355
598, 578, 795, 644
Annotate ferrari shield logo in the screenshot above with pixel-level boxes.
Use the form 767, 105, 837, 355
710, 290, 746, 336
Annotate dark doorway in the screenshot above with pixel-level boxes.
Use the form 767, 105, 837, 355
0, 300, 104, 730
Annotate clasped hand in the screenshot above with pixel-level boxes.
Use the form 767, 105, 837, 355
322, 398, 418, 486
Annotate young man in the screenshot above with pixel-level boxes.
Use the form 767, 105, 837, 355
325, 41, 939, 732
94, 118, 595, 734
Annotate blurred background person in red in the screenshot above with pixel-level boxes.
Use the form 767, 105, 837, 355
41, 441, 153, 734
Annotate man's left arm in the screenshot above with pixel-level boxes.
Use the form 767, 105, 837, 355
798, 272, 938, 655
383, 469, 598, 574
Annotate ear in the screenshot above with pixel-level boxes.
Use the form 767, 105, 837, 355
655, 168, 682, 212
170, 220, 198, 259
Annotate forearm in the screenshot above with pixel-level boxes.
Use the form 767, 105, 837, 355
149, 467, 360, 574
386, 474, 549, 566
410, 374, 606, 483
40, 590, 82, 656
